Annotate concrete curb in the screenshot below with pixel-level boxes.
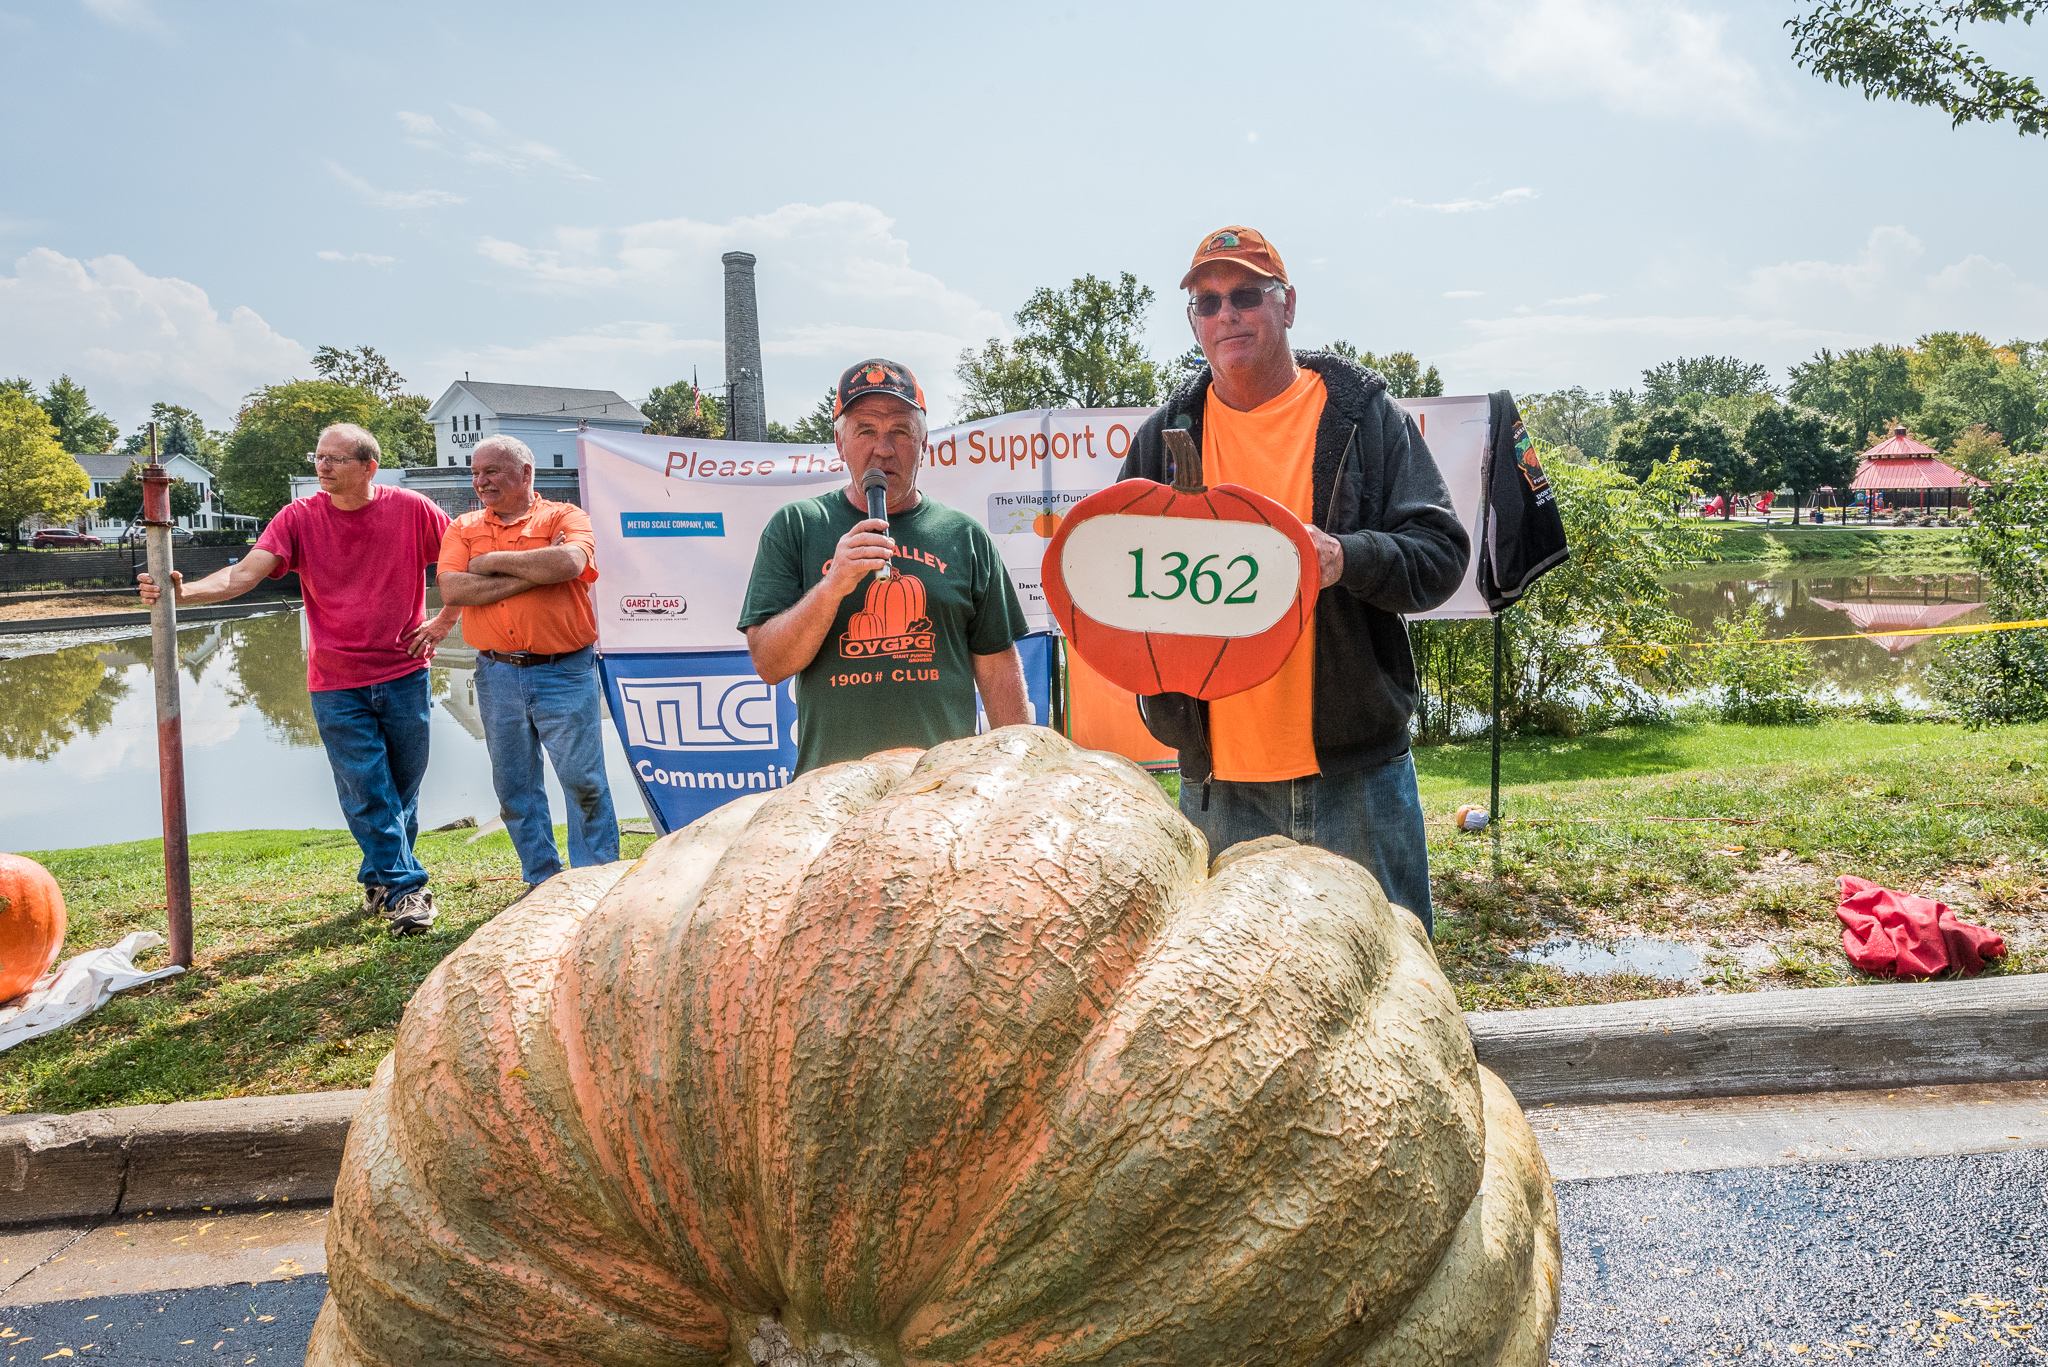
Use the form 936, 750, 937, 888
6, 976, 2046, 1226
1, 1091, 363, 1225
0, 599, 300, 636
1467, 972, 2048, 1106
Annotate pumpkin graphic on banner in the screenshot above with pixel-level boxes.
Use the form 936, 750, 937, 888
1041, 430, 1319, 699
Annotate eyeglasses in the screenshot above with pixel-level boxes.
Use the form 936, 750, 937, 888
1187, 281, 1286, 318
306, 453, 364, 468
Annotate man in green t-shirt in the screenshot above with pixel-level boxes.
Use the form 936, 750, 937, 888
739, 358, 1031, 774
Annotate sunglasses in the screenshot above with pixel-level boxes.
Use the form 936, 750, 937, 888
1187, 281, 1286, 317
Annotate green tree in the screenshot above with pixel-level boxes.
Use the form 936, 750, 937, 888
312, 345, 409, 402
370, 392, 437, 468
1161, 345, 1208, 394
1613, 407, 1748, 516
37, 375, 120, 454
221, 381, 381, 520
1744, 405, 1858, 523
1707, 604, 1819, 725
0, 391, 93, 547
1787, 344, 1919, 446
1519, 386, 1615, 460
767, 389, 836, 444
1787, 1, 2048, 136
0, 640, 130, 762
119, 403, 227, 473
0, 378, 34, 401
1928, 454, 2048, 723
1640, 356, 1775, 408
1355, 350, 1444, 398
642, 380, 726, 439
1409, 453, 1712, 739
98, 461, 203, 525
1913, 349, 2047, 451
1948, 422, 2011, 478
955, 272, 1159, 419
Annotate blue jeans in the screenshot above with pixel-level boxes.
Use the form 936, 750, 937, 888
474, 646, 619, 884
308, 669, 433, 896
1180, 753, 1435, 936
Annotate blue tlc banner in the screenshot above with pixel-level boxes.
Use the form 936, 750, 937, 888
602, 634, 1060, 836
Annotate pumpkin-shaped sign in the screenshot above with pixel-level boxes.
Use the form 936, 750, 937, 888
307, 729, 1560, 1367
1041, 429, 1320, 698
0, 853, 67, 1003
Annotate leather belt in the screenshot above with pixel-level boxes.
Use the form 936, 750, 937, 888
478, 648, 582, 668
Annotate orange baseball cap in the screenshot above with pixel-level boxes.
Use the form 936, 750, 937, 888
1179, 225, 1289, 290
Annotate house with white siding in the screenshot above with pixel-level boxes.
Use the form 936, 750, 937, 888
73, 450, 248, 537
424, 381, 647, 473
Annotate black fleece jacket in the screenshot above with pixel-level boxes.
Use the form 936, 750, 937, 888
1116, 351, 1469, 783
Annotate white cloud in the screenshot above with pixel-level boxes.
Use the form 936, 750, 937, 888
1436, 227, 2048, 393
1467, 0, 1775, 130
470, 202, 1004, 424
326, 162, 464, 211
316, 250, 396, 267
1546, 293, 1608, 306
1443, 290, 1485, 299
397, 105, 595, 181
1736, 225, 2048, 336
0, 249, 307, 427
1394, 187, 1536, 214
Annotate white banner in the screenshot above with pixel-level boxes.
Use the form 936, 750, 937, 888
581, 397, 1490, 653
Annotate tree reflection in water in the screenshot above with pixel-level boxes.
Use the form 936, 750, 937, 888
220, 611, 322, 747
0, 642, 132, 762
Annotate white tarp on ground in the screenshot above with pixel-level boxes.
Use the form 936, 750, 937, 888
0, 931, 184, 1053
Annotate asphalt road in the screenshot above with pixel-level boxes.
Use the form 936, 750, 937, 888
1554, 1148, 2048, 1364
4, 1150, 2045, 1364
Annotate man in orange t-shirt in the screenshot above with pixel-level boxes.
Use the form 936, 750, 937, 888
1116, 227, 1470, 934
437, 434, 618, 890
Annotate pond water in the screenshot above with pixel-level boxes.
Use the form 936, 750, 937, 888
1661, 559, 1989, 700
0, 605, 649, 852
0, 556, 1988, 851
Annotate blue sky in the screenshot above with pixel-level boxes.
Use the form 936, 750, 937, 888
2, 0, 2044, 431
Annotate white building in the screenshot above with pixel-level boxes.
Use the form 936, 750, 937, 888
74, 450, 252, 537
424, 381, 647, 472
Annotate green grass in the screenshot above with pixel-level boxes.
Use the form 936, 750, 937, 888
10, 719, 2046, 1114
1419, 720, 2048, 1009
1701, 524, 1970, 566
0, 826, 656, 1115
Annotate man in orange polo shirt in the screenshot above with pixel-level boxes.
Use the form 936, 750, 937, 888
1117, 227, 1470, 934
437, 434, 619, 891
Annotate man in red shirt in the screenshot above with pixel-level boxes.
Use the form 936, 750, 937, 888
140, 422, 458, 935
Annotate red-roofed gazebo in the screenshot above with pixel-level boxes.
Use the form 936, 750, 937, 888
1849, 426, 1984, 515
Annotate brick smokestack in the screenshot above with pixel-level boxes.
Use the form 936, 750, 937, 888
721, 251, 767, 443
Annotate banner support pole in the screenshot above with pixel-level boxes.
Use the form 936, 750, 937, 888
1490, 610, 1504, 878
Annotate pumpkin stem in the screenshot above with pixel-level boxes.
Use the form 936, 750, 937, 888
1164, 429, 1206, 494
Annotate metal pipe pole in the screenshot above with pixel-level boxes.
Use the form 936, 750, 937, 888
1490, 611, 1504, 877
141, 424, 193, 967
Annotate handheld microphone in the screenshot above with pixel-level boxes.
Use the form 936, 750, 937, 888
861, 468, 892, 580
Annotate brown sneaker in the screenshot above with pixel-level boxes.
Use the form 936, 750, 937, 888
362, 884, 391, 915
384, 887, 437, 936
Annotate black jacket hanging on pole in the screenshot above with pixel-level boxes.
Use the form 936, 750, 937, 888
1477, 391, 1569, 612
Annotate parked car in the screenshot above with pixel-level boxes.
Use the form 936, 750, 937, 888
119, 526, 195, 546
29, 530, 105, 548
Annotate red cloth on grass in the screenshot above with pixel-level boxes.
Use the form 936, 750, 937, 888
1835, 875, 2005, 978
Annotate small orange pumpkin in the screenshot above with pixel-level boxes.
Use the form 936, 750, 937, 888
0, 853, 67, 1003
1031, 510, 1061, 538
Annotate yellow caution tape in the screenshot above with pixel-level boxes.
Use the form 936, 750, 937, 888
1610, 617, 2048, 651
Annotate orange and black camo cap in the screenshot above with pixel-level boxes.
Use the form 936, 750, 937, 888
833, 358, 928, 419
1179, 225, 1289, 290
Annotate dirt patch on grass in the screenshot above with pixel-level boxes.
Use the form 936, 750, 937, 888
0, 594, 144, 620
